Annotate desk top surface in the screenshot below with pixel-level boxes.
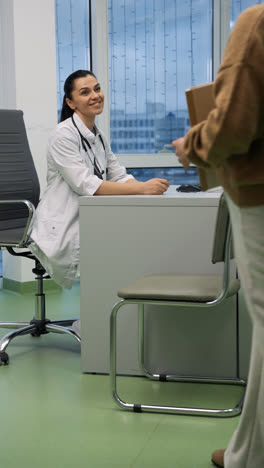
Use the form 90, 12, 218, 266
80, 186, 223, 207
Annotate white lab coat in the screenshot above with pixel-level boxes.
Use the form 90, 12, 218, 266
29, 113, 133, 289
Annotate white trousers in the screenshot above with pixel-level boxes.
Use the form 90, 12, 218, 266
224, 195, 264, 468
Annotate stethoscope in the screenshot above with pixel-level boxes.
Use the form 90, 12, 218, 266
71, 115, 106, 180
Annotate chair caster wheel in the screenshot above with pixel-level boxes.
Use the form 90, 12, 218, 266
0, 352, 9, 365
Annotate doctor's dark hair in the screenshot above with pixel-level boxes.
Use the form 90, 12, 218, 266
60, 69, 97, 122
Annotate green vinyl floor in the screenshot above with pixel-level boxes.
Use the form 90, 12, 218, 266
0, 283, 241, 468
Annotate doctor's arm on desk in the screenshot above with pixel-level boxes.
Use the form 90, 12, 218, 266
94, 178, 169, 196
48, 129, 169, 196
96, 136, 169, 195
50, 70, 170, 197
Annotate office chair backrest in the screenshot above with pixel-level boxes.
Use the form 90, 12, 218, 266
0, 110, 40, 232
211, 193, 234, 264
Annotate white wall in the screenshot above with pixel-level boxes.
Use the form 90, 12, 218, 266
0, 1, 16, 108
0, 0, 57, 282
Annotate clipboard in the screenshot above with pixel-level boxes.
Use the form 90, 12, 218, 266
185, 82, 219, 191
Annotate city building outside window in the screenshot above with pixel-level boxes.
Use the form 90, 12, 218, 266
54, 0, 263, 183
108, 0, 212, 156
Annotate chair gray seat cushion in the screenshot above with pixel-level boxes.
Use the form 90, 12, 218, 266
118, 274, 240, 302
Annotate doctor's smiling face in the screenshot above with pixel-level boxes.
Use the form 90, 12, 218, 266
66, 74, 104, 129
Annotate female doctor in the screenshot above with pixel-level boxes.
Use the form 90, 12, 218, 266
29, 70, 169, 290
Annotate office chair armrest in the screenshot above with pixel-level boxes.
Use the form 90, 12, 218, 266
0, 199, 35, 247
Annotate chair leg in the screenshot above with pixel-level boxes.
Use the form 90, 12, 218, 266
110, 299, 135, 411
0, 324, 36, 365
138, 304, 161, 379
0, 269, 80, 365
110, 299, 247, 417
0, 321, 81, 366
48, 319, 76, 327
0, 320, 81, 366
45, 323, 81, 342
0, 321, 31, 329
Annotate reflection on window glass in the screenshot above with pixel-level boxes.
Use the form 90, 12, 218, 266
127, 166, 199, 184
109, 0, 213, 154
55, 0, 90, 120
231, 0, 263, 28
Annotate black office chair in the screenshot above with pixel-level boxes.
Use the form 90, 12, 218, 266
0, 109, 80, 366
110, 193, 246, 417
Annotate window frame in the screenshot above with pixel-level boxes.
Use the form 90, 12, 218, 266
91, 0, 230, 168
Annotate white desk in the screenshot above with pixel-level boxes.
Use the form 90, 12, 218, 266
80, 188, 251, 378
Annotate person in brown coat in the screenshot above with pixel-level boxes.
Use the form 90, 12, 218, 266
172, 5, 264, 468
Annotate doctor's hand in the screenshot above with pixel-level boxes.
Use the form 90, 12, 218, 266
172, 137, 190, 169
142, 178, 170, 195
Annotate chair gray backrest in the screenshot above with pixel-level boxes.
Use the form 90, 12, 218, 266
0, 110, 40, 233
211, 193, 234, 263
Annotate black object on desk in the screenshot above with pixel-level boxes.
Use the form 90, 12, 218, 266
176, 184, 201, 192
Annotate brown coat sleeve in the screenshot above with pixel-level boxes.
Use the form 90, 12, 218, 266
183, 6, 264, 170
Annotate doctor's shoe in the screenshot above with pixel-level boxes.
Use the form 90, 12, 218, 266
72, 319, 81, 339
211, 449, 225, 467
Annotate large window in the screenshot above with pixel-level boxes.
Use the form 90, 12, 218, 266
55, 0, 91, 121
231, 0, 264, 28
54, 0, 263, 180
108, 0, 213, 155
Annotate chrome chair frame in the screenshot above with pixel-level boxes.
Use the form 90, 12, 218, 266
0, 199, 80, 365
0, 109, 80, 366
110, 198, 246, 417
0, 199, 35, 247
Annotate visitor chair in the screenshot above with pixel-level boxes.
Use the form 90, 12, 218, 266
0, 109, 80, 366
110, 193, 246, 416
